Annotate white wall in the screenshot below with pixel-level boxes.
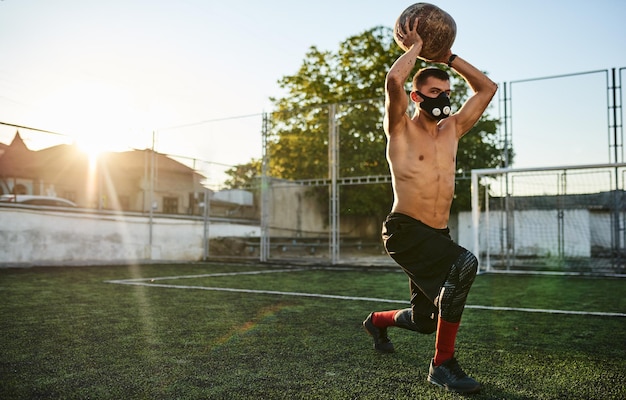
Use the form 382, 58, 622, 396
4, 205, 612, 266
589, 211, 614, 249
213, 189, 254, 206
0, 207, 259, 265
458, 209, 595, 259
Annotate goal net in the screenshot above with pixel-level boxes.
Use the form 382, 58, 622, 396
468, 163, 626, 275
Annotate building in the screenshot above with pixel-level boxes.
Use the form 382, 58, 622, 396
0, 132, 210, 214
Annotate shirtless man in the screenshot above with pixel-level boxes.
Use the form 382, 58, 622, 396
362, 19, 497, 394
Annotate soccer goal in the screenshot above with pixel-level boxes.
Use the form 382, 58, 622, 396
469, 163, 626, 275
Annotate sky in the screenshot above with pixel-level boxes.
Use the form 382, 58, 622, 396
1, 0, 625, 188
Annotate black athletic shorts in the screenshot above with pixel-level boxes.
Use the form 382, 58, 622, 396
382, 212, 466, 304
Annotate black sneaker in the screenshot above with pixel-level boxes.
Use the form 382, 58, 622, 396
427, 357, 481, 394
362, 312, 395, 353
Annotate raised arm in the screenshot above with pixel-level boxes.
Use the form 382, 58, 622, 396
445, 55, 498, 138
384, 19, 423, 137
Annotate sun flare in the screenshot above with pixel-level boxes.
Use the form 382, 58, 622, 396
76, 139, 103, 169
35, 79, 153, 155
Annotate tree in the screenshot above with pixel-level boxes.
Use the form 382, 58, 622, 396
223, 159, 261, 189
225, 26, 505, 219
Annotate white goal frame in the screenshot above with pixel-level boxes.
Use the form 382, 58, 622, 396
471, 163, 626, 275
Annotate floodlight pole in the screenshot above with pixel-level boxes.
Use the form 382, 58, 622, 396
609, 68, 625, 270
148, 131, 155, 260
502, 82, 512, 270
203, 187, 210, 260
328, 104, 339, 265
260, 112, 270, 262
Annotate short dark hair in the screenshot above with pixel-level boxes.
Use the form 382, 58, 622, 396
413, 67, 450, 90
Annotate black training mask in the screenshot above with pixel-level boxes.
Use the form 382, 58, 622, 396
416, 91, 451, 120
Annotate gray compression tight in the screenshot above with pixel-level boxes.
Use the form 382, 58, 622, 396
438, 250, 478, 323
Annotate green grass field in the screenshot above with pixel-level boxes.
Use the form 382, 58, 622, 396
1, 262, 625, 399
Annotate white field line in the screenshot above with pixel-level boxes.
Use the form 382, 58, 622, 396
105, 269, 626, 318
107, 268, 307, 283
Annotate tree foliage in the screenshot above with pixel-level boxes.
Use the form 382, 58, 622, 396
225, 26, 505, 218
222, 159, 261, 189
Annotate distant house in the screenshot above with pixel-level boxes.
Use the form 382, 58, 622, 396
0, 132, 211, 214
0, 132, 38, 195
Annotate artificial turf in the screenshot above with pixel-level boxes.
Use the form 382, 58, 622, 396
1, 262, 624, 399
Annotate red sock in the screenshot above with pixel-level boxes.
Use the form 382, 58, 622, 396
372, 310, 398, 328
434, 318, 460, 366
